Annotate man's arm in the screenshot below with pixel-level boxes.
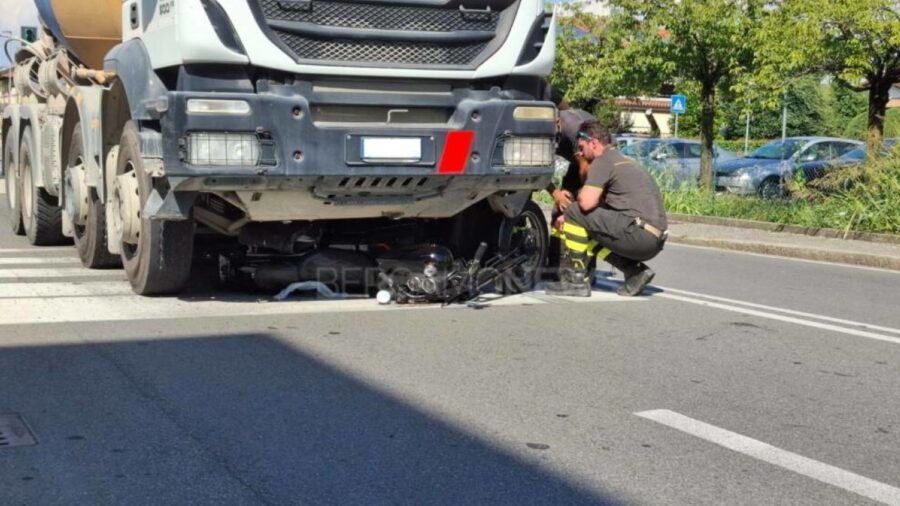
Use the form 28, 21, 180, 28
578, 185, 603, 213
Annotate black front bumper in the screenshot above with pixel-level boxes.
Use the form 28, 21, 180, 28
154, 81, 554, 220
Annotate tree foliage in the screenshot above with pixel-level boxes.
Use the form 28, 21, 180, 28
754, 0, 900, 149
601, 0, 764, 189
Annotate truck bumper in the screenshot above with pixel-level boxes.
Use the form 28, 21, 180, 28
153, 83, 554, 220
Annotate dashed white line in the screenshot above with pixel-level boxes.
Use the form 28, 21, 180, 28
636, 409, 900, 506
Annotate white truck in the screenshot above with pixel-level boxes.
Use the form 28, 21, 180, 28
2, 0, 557, 295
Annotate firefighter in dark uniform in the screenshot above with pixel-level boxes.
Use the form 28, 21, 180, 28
545, 106, 596, 276
546, 120, 668, 297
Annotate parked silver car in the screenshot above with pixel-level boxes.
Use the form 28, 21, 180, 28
716, 137, 863, 198
828, 138, 897, 169
644, 140, 738, 188
615, 133, 651, 150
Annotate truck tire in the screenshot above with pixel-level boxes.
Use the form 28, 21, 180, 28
496, 200, 548, 294
4, 129, 24, 235
20, 127, 67, 245
118, 122, 194, 295
68, 125, 121, 268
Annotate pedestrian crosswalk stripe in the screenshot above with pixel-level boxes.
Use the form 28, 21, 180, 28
0, 268, 124, 279
0, 257, 81, 265
0, 281, 134, 298
0, 247, 75, 254
0, 249, 640, 325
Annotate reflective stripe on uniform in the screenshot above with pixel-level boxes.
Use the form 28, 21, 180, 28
563, 222, 589, 238
564, 240, 590, 253
596, 247, 612, 260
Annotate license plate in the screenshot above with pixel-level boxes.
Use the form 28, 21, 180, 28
361, 137, 422, 161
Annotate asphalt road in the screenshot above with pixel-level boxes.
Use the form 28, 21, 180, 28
1, 195, 899, 505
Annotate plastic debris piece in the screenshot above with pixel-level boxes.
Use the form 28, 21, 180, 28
274, 281, 347, 301
376, 290, 393, 305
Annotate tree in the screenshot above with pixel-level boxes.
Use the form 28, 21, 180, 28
550, 9, 609, 107
754, 0, 900, 150
604, 0, 763, 190
719, 77, 831, 139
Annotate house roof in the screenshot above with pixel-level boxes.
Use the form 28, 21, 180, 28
614, 97, 671, 112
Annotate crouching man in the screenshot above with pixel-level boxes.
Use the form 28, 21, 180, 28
546, 121, 668, 297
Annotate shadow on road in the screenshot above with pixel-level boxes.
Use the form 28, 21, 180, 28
0, 333, 623, 505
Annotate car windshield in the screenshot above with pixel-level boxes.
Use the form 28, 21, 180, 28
749, 140, 803, 160
840, 147, 866, 161
629, 139, 663, 158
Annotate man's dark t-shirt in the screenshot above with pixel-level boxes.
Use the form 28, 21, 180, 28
584, 148, 668, 230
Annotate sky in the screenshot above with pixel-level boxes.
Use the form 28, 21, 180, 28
0, 0, 39, 69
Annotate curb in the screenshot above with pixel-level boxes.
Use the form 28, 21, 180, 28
669, 213, 900, 245
668, 235, 900, 271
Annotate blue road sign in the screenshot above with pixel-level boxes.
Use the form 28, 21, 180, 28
670, 95, 687, 115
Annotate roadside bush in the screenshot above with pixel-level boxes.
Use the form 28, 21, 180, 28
659, 152, 900, 234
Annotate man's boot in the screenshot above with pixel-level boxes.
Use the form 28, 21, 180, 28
604, 253, 655, 297
545, 249, 592, 297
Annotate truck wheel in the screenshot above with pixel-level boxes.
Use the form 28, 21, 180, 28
4, 129, 24, 235
67, 125, 121, 268
117, 122, 194, 295
496, 200, 548, 294
20, 127, 66, 245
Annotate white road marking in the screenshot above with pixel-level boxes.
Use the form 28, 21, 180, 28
0, 257, 80, 265
636, 409, 900, 506
0, 292, 509, 326
595, 279, 900, 346
0, 281, 134, 298
0, 247, 74, 254
0, 278, 635, 326
0, 268, 124, 279
658, 285, 900, 336
668, 242, 900, 276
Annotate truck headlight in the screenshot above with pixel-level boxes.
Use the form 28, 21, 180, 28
502, 137, 553, 167
513, 106, 555, 121
187, 99, 251, 115
188, 133, 260, 166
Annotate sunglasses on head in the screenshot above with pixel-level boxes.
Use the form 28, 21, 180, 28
577, 131, 593, 141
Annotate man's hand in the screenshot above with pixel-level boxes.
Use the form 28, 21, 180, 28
576, 152, 590, 182
552, 189, 574, 211
554, 214, 565, 232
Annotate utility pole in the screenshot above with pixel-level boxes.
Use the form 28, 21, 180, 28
744, 112, 751, 155
781, 90, 788, 143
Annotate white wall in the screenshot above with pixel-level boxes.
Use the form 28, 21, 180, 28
620, 110, 673, 137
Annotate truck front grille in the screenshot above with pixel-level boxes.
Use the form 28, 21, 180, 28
260, 0, 498, 32
276, 36, 486, 66
252, 0, 515, 68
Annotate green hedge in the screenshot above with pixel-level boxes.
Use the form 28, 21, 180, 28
842, 109, 900, 140
716, 139, 770, 156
